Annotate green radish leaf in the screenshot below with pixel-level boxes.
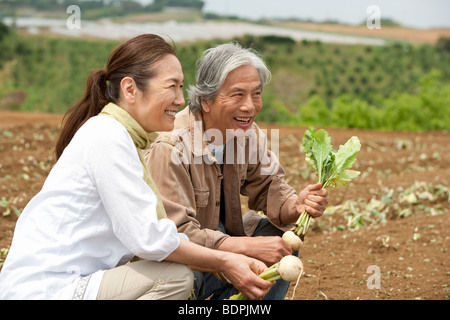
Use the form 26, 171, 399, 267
324, 136, 361, 188
294, 128, 361, 239
325, 169, 361, 188
302, 128, 334, 184
302, 127, 318, 172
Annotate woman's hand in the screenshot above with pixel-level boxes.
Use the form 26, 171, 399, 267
220, 252, 274, 300
166, 239, 273, 299
218, 236, 291, 267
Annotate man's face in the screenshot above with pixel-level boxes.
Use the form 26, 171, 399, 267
201, 64, 262, 144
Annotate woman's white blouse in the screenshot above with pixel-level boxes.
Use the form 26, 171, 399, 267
0, 116, 186, 299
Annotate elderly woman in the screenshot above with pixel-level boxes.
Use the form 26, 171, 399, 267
145, 42, 328, 299
0, 35, 273, 300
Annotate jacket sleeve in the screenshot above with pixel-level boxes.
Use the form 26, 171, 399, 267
241, 126, 297, 230
144, 140, 229, 249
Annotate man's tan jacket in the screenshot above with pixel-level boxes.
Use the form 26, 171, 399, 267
144, 107, 296, 249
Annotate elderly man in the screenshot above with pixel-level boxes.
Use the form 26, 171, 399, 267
144, 43, 328, 300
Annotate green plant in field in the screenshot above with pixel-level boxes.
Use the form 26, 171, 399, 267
0, 197, 23, 217
324, 182, 449, 231
0, 247, 9, 268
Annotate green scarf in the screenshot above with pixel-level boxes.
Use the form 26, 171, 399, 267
99, 102, 167, 220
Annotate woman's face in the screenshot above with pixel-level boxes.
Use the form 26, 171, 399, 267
127, 54, 185, 132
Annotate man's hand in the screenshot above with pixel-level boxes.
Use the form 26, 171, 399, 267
280, 183, 329, 225
218, 236, 291, 267
296, 183, 328, 217
217, 183, 328, 266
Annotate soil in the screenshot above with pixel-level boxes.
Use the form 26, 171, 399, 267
0, 111, 448, 300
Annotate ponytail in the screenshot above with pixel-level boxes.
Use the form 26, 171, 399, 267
54, 68, 108, 160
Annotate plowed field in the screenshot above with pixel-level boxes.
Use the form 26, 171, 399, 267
0, 111, 448, 300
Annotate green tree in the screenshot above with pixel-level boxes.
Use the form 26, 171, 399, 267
297, 95, 330, 126
330, 95, 380, 129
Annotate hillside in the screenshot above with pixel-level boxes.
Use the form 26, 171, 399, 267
1, 23, 450, 131
0, 111, 448, 300
272, 21, 450, 45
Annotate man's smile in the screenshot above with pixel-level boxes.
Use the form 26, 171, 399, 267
233, 116, 252, 124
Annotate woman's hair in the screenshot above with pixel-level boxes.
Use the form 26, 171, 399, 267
187, 42, 271, 113
54, 34, 176, 160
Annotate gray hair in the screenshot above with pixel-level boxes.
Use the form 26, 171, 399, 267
187, 42, 272, 113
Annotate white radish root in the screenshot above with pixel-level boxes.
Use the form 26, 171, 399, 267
278, 255, 304, 282
278, 255, 304, 300
282, 230, 303, 251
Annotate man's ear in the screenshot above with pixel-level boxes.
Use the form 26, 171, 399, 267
120, 77, 137, 104
201, 98, 211, 113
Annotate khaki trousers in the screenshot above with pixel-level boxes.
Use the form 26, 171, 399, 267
96, 260, 194, 300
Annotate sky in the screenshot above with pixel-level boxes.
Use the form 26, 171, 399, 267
200, 0, 450, 29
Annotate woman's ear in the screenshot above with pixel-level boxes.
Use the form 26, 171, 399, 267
120, 77, 137, 104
